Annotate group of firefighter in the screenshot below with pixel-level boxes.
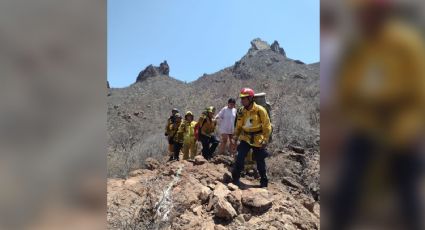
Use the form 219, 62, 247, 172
164, 87, 271, 188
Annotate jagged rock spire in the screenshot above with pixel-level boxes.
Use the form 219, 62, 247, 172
136, 60, 170, 82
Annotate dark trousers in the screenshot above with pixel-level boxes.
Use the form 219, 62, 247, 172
173, 142, 182, 160
199, 134, 219, 160
232, 140, 269, 185
330, 134, 424, 230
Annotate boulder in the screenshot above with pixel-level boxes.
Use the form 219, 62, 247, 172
281, 177, 303, 190
250, 38, 270, 51
198, 185, 211, 203
214, 198, 237, 220
158, 60, 169, 75
222, 171, 232, 183
288, 144, 305, 154
271, 40, 286, 56
194, 155, 207, 165
241, 188, 273, 213
227, 183, 239, 191
226, 190, 242, 213
213, 182, 230, 199
144, 157, 159, 170
214, 225, 227, 230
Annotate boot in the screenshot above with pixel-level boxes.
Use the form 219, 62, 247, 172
260, 177, 268, 188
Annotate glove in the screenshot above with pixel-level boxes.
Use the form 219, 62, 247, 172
260, 139, 268, 149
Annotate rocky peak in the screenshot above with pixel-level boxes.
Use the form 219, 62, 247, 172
159, 60, 170, 75
271, 40, 286, 56
248, 38, 286, 57
136, 60, 170, 82
249, 38, 270, 51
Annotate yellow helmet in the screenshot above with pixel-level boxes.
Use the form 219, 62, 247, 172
205, 106, 216, 113
185, 111, 194, 119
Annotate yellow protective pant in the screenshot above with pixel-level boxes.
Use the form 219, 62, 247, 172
182, 139, 197, 160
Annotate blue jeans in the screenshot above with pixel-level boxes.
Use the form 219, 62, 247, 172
232, 140, 269, 186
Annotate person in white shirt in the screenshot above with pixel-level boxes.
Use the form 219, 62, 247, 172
215, 98, 237, 155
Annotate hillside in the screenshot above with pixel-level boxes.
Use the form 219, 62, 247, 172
107, 38, 319, 178
107, 38, 320, 229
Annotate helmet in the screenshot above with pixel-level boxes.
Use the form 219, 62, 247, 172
172, 108, 179, 113
240, 88, 255, 98
205, 106, 215, 113
185, 111, 194, 118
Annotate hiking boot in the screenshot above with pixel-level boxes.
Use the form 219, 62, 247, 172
168, 156, 174, 162
232, 179, 241, 188
260, 179, 268, 188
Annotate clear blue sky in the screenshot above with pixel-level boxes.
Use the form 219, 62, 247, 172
108, 0, 319, 88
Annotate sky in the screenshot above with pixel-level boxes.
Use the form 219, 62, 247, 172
108, 0, 319, 88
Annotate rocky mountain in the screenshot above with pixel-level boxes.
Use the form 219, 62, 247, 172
107, 38, 319, 229
107, 38, 319, 178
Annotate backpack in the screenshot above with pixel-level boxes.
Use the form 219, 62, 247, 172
234, 92, 273, 143
194, 112, 207, 141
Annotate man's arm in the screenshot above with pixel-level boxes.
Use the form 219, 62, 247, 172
233, 113, 243, 140
259, 107, 272, 143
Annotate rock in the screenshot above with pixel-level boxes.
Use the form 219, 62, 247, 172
198, 185, 211, 203
241, 188, 273, 213
281, 177, 303, 190
144, 157, 159, 170
309, 182, 320, 201
214, 225, 227, 230
235, 214, 245, 223
201, 221, 215, 230
127, 169, 152, 177
136, 60, 170, 82
214, 198, 237, 220
211, 155, 233, 166
301, 199, 315, 212
270, 40, 286, 56
294, 60, 305, 65
158, 60, 169, 75
226, 190, 242, 213
136, 64, 158, 81
213, 183, 230, 199
207, 183, 215, 190
192, 205, 203, 216
227, 183, 239, 191
293, 73, 307, 80
243, 213, 251, 222
288, 144, 305, 154
222, 171, 232, 183
194, 155, 207, 165
250, 38, 270, 51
